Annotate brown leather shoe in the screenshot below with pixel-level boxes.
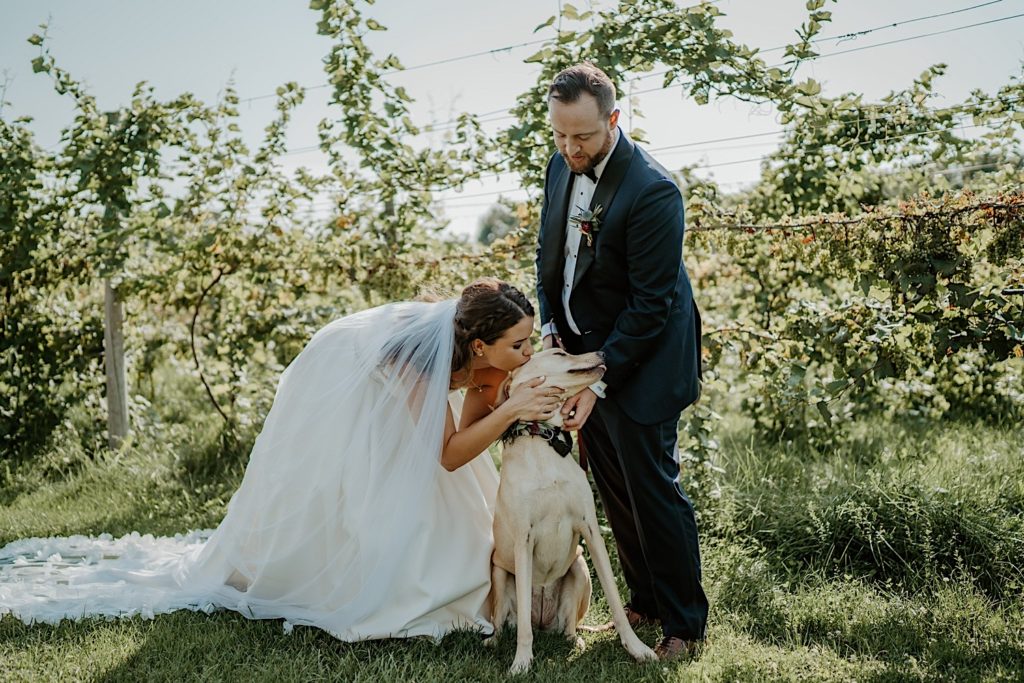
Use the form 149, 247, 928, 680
584, 606, 659, 632
625, 606, 659, 629
654, 636, 700, 661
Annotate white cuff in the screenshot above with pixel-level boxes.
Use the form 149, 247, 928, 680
541, 322, 559, 339
589, 380, 607, 399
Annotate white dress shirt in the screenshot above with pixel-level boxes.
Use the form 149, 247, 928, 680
542, 128, 619, 398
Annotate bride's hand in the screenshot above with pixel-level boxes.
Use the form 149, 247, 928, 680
502, 376, 564, 422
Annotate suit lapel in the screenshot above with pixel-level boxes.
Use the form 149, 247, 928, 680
572, 131, 634, 292
541, 161, 573, 289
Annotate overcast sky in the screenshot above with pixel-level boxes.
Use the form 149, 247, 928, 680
3, 0, 1023, 237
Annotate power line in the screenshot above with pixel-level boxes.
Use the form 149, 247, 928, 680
278, 89, 1021, 180
248, 0, 1015, 139
244, 89, 1024, 221
823, 0, 1005, 43
434, 100, 1023, 198
412, 165, 1024, 223
372, 5, 1024, 139
347, 121, 1018, 211
803, 11, 1024, 61
174, 3, 1021, 163
288, 114, 1015, 215
632, 0, 1009, 88
631, 10, 1024, 97
361, 3, 1021, 136
238, 0, 724, 106
429, 117, 1019, 205
293, 168, 1020, 223
103, 4, 1024, 214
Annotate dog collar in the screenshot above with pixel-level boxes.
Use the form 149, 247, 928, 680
500, 421, 574, 457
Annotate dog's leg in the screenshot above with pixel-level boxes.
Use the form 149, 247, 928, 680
579, 520, 657, 663
556, 549, 591, 651
510, 536, 535, 674
485, 563, 512, 646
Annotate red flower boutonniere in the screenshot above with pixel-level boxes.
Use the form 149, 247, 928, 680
569, 204, 604, 247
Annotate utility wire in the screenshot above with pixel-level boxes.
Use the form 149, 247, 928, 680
238, 0, 724, 105
430, 4, 1024, 130
290, 113, 1016, 213
294, 159, 1020, 221
631, 10, 1024, 97
242, 0, 1014, 135
288, 94, 1021, 207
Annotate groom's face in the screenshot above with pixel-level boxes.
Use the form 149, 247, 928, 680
549, 93, 619, 175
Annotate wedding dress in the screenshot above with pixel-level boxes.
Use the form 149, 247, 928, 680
0, 300, 499, 641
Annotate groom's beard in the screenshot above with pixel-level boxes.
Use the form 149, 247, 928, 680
562, 129, 615, 176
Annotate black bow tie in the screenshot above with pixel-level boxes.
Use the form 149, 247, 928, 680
574, 169, 598, 183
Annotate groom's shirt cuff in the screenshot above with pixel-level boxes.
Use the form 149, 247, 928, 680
589, 381, 607, 399
541, 321, 558, 339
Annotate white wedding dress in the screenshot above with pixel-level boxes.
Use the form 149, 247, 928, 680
0, 300, 500, 641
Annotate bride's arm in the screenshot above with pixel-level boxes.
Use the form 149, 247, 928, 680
439, 391, 515, 472
439, 377, 557, 472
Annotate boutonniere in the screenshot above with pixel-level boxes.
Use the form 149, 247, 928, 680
569, 204, 604, 247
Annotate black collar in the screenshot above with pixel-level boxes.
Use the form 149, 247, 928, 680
500, 420, 574, 457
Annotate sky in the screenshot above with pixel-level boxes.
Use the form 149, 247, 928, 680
2, 0, 1023, 238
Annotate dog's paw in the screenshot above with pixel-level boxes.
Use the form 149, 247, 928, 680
570, 635, 586, 651
483, 635, 497, 648
629, 643, 657, 662
509, 654, 533, 674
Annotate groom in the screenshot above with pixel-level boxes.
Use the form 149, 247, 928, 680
535, 63, 707, 659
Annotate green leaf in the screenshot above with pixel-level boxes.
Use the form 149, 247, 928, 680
797, 78, 821, 96
875, 358, 897, 378
524, 47, 551, 64
859, 273, 873, 296
562, 2, 579, 20
365, 19, 386, 31
27, 34, 43, 46
826, 379, 849, 393
806, 0, 826, 9
533, 15, 556, 32
816, 401, 832, 422
31, 57, 46, 73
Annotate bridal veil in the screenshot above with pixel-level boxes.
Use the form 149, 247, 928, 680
0, 300, 499, 641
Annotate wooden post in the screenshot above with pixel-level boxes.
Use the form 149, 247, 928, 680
104, 279, 129, 448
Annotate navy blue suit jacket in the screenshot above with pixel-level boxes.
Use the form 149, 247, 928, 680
536, 130, 702, 425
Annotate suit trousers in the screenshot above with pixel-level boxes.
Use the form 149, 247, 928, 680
580, 394, 709, 641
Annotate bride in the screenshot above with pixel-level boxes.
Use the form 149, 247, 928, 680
0, 278, 562, 641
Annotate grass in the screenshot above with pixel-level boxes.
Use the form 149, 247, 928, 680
2, 393, 1023, 681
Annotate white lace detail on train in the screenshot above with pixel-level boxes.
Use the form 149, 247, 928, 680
0, 300, 499, 641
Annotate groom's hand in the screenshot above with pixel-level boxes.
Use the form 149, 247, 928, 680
561, 388, 597, 431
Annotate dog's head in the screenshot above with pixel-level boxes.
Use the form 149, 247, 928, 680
496, 348, 606, 427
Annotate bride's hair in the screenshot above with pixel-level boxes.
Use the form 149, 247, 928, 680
451, 278, 534, 387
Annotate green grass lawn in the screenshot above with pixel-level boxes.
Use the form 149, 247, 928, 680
2, 410, 1023, 682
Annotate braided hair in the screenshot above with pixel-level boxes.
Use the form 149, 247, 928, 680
451, 278, 535, 388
